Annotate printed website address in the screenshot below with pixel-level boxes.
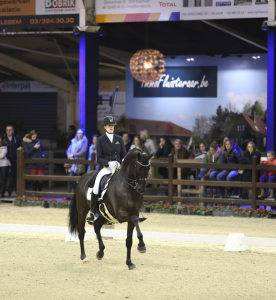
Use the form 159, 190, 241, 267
0, 0, 30, 6
248, 10, 267, 14
126, 4, 151, 8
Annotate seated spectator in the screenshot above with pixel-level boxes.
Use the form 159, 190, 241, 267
195, 143, 223, 181
155, 136, 174, 179
0, 134, 13, 197
170, 139, 191, 179
130, 135, 145, 151
140, 129, 156, 155
195, 142, 209, 160
240, 142, 260, 199
87, 134, 99, 172
258, 151, 276, 199
122, 132, 132, 153
222, 136, 241, 157
216, 139, 241, 198
23, 130, 46, 192
66, 129, 88, 193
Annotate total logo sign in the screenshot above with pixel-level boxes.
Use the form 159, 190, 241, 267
45, 0, 76, 8
159, 2, 178, 7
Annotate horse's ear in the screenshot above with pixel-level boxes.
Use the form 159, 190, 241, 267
148, 152, 155, 160
137, 151, 141, 160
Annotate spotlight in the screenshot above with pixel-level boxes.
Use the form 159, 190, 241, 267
252, 56, 261, 59
186, 58, 190, 61
186, 58, 194, 61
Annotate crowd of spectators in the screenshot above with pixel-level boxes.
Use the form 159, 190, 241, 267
0, 123, 275, 202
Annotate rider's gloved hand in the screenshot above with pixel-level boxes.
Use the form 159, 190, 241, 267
108, 161, 120, 169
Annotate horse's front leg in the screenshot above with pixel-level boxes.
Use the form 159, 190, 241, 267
130, 215, 146, 253
94, 216, 108, 260
126, 221, 136, 270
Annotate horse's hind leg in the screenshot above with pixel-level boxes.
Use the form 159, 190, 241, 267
130, 215, 146, 253
94, 216, 107, 260
126, 221, 136, 270
78, 211, 88, 260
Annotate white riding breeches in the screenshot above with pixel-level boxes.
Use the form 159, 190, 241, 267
92, 165, 114, 195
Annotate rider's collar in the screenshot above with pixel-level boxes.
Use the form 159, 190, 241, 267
106, 132, 114, 143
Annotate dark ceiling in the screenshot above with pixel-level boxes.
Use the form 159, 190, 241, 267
0, 18, 268, 83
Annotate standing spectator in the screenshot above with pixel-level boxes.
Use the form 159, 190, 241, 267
140, 129, 156, 155
195, 143, 223, 181
87, 134, 99, 172
195, 142, 209, 160
66, 129, 88, 193
23, 130, 46, 192
130, 135, 145, 151
67, 125, 77, 148
122, 132, 132, 153
216, 139, 241, 198
258, 151, 276, 199
170, 139, 191, 179
0, 134, 13, 197
240, 142, 261, 199
4, 125, 22, 190
155, 136, 174, 179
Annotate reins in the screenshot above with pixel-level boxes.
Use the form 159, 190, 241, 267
116, 158, 150, 190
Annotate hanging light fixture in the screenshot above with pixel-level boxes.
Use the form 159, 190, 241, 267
129, 49, 166, 83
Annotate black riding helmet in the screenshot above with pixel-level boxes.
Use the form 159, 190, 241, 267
102, 116, 117, 126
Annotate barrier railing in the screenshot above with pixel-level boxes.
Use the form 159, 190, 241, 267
17, 147, 276, 208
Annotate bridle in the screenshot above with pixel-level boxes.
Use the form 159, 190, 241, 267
116, 158, 151, 191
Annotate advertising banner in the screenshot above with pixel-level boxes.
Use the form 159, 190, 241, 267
133, 67, 217, 98
0, 81, 57, 93
0, 0, 80, 29
95, 0, 268, 22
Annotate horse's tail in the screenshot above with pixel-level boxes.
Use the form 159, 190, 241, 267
69, 192, 78, 234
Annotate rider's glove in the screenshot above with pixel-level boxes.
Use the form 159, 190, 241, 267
108, 161, 120, 169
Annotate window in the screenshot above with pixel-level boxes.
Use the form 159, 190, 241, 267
237, 126, 239, 131
241, 138, 243, 144
255, 126, 259, 131
242, 125, 245, 131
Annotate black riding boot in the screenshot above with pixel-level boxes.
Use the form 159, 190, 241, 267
86, 192, 98, 224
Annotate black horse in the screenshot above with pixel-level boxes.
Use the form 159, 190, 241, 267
69, 148, 153, 270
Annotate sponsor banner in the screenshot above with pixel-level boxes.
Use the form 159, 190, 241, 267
133, 67, 217, 98
0, 0, 79, 29
0, 81, 57, 93
95, 0, 268, 22
0, 14, 79, 28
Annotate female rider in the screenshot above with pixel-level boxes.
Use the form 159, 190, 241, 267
86, 116, 126, 224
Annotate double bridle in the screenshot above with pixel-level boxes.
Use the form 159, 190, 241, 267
116, 158, 151, 190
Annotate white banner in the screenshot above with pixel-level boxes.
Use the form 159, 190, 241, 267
0, 81, 57, 93
36, 0, 79, 15
95, 0, 268, 21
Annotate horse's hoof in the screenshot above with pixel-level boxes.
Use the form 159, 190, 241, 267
137, 246, 146, 253
82, 258, 89, 264
96, 251, 104, 260
128, 264, 137, 270
80, 255, 86, 260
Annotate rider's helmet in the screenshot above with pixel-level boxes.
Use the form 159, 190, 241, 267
102, 116, 117, 126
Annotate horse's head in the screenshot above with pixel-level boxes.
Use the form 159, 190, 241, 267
133, 151, 154, 194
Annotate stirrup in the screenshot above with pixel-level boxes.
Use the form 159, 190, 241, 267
86, 212, 95, 224
139, 217, 147, 223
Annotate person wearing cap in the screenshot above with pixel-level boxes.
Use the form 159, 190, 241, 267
66, 128, 88, 193
86, 116, 126, 224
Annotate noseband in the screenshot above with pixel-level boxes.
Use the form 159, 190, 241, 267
116, 158, 150, 191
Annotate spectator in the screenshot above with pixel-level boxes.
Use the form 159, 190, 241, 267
130, 135, 145, 151
195, 143, 223, 181
67, 125, 77, 148
155, 136, 174, 179
195, 142, 209, 160
258, 151, 276, 199
66, 129, 88, 193
23, 130, 46, 192
140, 129, 156, 155
122, 132, 132, 153
216, 139, 241, 198
87, 134, 99, 172
170, 139, 191, 179
222, 136, 241, 156
240, 142, 260, 199
4, 125, 22, 190
0, 134, 13, 197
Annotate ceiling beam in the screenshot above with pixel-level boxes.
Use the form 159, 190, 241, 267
201, 20, 267, 51
0, 52, 72, 93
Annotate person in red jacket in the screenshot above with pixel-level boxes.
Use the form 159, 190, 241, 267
258, 151, 276, 199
